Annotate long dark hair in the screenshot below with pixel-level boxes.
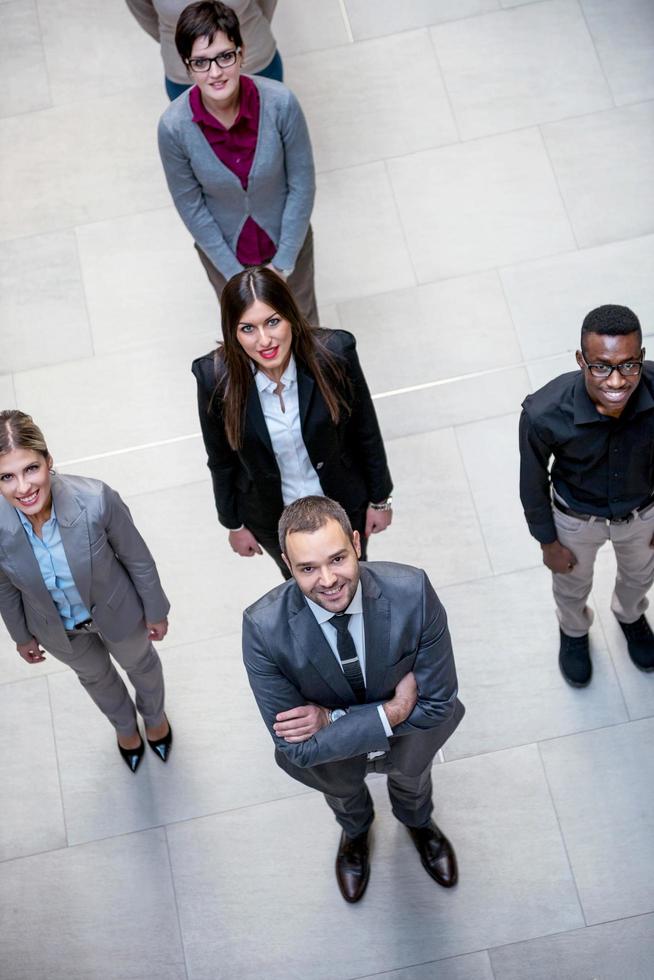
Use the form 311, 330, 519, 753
213, 268, 351, 450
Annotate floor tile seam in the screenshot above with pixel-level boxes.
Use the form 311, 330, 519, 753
586, 606, 632, 720
535, 740, 588, 926
163, 825, 191, 980
347, 946, 495, 980
335, 0, 354, 44
30, 0, 54, 113
0, 201, 176, 249
495, 267, 529, 369
452, 425, 497, 576
71, 225, 96, 359
381, 158, 418, 288
535, 123, 580, 250
485, 907, 654, 966
576, 0, 618, 110
426, 22, 463, 143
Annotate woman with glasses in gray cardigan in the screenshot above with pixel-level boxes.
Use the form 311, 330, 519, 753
158, 1, 318, 323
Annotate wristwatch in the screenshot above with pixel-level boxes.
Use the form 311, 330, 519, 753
369, 496, 393, 511
329, 708, 348, 724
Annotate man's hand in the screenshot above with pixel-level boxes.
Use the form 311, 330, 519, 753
147, 618, 168, 642
273, 704, 330, 743
17, 637, 46, 664
364, 506, 393, 537
383, 670, 418, 728
541, 539, 577, 574
229, 527, 263, 557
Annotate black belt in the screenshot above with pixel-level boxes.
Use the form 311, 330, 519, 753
553, 495, 654, 525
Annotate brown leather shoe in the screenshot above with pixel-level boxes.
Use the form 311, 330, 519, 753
407, 822, 458, 887
335, 830, 370, 903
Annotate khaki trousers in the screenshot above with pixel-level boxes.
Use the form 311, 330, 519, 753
195, 226, 320, 326
54, 622, 166, 736
552, 503, 654, 637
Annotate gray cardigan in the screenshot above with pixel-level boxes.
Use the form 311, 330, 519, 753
157, 76, 315, 279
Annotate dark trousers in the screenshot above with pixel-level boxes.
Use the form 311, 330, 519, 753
324, 756, 435, 838
195, 226, 319, 326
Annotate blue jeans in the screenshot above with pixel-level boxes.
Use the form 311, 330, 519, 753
164, 50, 283, 101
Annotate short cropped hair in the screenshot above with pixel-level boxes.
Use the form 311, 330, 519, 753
278, 496, 354, 554
581, 304, 642, 347
175, 1, 243, 63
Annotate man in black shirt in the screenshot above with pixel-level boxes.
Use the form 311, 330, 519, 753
520, 304, 654, 686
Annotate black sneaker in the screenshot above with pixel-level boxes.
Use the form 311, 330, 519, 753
559, 630, 592, 687
617, 615, 654, 671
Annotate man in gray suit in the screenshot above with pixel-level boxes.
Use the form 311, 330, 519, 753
243, 496, 464, 903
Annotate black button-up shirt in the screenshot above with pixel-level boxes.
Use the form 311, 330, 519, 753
519, 364, 654, 544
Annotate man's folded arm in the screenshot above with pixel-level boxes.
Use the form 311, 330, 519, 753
242, 611, 389, 768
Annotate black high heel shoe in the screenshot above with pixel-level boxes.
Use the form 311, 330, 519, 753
117, 735, 145, 773
147, 720, 173, 763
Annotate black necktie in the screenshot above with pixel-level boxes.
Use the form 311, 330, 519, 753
328, 614, 366, 703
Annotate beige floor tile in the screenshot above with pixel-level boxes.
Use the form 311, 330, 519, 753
0, 0, 50, 117
286, 30, 456, 172
313, 162, 416, 304
0, 231, 92, 373
344, 0, 499, 40
582, 0, 654, 106
0, 372, 16, 407
388, 129, 576, 282
273, 0, 351, 55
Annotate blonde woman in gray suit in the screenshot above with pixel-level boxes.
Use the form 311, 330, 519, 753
0, 411, 172, 773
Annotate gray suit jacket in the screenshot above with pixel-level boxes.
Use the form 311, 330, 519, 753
0, 474, 170, 653
243, 562, 464, 795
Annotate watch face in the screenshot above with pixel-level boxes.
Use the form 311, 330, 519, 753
331, 708, 347, 722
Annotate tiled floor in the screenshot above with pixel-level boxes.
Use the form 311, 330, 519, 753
1, 2, 654, 977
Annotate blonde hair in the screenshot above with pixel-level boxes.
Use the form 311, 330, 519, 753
0, 410, 50, 459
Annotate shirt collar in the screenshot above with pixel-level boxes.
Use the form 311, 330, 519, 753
190, 75, 257, 131
17, 502, 56, 536
305, 579, 363, 625
254, 354, 297, 394
573, 369, 654, 425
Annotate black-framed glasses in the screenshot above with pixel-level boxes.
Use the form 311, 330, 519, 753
186, 48, 240, 72
579, 350, 644, 379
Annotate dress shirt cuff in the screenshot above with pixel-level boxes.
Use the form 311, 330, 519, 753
527, 517, 558, 545
228, 524, 245, 532
377, 704, 393, 738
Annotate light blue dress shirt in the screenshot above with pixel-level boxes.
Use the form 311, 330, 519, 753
306, 581, 394, 742
17, 506, 91, 629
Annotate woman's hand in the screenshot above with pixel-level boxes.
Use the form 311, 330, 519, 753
147, 618, 169, 642
229, 527, 263, 557
365, 506, 393, 537
17, 637, 46, 664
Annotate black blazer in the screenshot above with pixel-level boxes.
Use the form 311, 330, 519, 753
191, 329, 393, 531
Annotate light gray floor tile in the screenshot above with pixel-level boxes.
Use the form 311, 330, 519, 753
0, 624, 68, 683
286, 30, 456, 172
500, 234, 654, 361
526, 353, 575, 391
582, 0, 654, 106
382, 429, 493, 588
344, 0, 500, 40
588, 546, 654, 721
49, 634, 306, 845
374, 366, 531, 440
388, 129, 576, 283
500, 0, 542, 5
313, 162, 416, 304
0, 678, 65, 861
490, 912, 654, 980
273, 0, 351, 55
168, 745, 582, 979
432, 0, 611, 140
0, 371, 16, 407
441, 565, 628, 760
0, 1, 50, 117
540, 718, 654, 924
542, 102, 654, 248
455, 413, 534, 575
38, 0, 163, 105
337, 271, 523, 393
0, 828, 186, 980
12, 337, 202, 461
375, 951, 494, 980
76, 207, 219, 356
0, 231, 92, 373
0, 85, 169, 242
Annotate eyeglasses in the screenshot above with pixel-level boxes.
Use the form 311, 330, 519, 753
580, 351, 644, 379
186, 48, 240, 73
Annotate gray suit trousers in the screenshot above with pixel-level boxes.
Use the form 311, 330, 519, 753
57, 622, 166, 735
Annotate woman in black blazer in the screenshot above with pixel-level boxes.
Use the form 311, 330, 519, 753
191, 267, 393, 576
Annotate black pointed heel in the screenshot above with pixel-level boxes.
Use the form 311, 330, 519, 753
147, 721, 173, 763
117, 735, 145, 773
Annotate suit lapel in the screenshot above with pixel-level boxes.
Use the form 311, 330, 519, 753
361, 567, 391, 699
297, 364, 315, 431
51, 476, 92, 610
245, 379, 275, 457
289, 599, 355, 702
0, 502, 57, 611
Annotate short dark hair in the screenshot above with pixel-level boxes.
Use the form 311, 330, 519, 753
175, 1, 243, 62
581, 305, 642, 347
278, 496, 354, 554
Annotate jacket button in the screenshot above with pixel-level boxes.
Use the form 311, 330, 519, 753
316, 461, 324, 469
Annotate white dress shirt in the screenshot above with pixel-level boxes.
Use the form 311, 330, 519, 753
306, 582, 393, 743
254, 356, 324, 506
